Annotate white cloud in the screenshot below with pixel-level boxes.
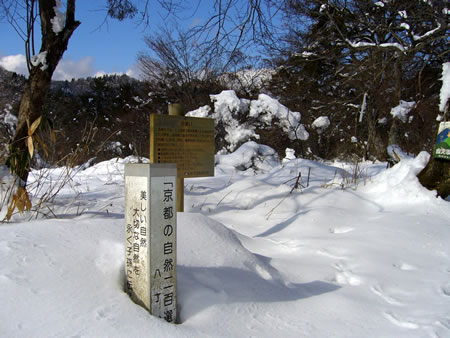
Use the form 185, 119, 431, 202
0, 54, 95, 80
53, 56, 94, 80
0, 54, 141, 81
0, 54, 28, 76
126, 63, 142, 79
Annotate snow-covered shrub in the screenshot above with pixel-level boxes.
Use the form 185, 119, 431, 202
187, 90, 309, 154
390, 101, 416, 123
282, 148, 296, 164
104, 141, 125, 156
250, 94, 309, 141
311, 116, 331, 134
323, 156, 367, 190
0, 103, 18, 165
208, 90, 259, 152
215, 141, 280, 174
0, 165, 17, 221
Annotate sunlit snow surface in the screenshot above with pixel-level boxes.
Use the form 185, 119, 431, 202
1, 143, 449, 337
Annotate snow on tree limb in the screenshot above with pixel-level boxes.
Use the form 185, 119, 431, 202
439, 62, 450, 113
50, 0, 65, 35
413, 23, 442, 41
345, 39, 408, 54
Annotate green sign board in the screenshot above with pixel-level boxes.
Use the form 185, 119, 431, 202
433, 122, 450, 160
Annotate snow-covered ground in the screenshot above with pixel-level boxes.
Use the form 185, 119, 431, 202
1, 142, 449, 337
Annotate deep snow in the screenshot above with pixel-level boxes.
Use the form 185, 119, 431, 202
1, 142, 449, 337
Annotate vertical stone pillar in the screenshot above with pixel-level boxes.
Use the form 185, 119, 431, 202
124, 163, 177, 323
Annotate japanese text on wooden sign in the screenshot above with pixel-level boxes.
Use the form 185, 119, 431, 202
150, 114, 215, 178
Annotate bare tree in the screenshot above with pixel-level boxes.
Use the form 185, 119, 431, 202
4, 0, 81, 185
1, 0, 281, 213
138, 27, 223, 87
187, 0, 282, 71
0, 0, 153, 216
139, 0, 282, 84
275, 0, 449, 196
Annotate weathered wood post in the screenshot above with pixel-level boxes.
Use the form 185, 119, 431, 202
168, 104, 185, 212
168, 103, 184, 116
124, 163, 177, 323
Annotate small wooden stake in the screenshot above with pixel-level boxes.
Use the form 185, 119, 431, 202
168, 103, 184, 117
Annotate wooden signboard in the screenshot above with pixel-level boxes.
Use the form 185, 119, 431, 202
150, 113, 215, 211
150, 114, 215, 178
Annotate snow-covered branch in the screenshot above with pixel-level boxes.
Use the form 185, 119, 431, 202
345, 39, 408, 54
413, 23, 442, 41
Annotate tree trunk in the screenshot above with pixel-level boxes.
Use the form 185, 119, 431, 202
6, 0, 80, 187
7, 71, 52, 184
418, 157, 450, 199
367, 106, 386, 160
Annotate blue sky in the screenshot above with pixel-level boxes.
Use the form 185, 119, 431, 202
0, 1, 207, 80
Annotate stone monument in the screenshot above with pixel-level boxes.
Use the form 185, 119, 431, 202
124, 163, 177, 323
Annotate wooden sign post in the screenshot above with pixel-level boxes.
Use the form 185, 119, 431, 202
149, 105, 215, 211
433, 122, 450, 160
168, 104, 185, 213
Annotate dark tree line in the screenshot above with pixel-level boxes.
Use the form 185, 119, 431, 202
271, 0, 447, 154
1, 0, 449, 202
268, 0, 449, 196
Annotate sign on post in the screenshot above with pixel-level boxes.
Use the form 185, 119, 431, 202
124, 163, 177, 323
150, 114, 214, 177
433, 122, 450, 160
150, 114, 215, 211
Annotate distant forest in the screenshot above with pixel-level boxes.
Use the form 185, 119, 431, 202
1, 0, 448, 168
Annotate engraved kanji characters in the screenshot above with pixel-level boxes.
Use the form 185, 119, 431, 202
126, 187, 149, 297
151, 178, 176, 323
164, 182, 174, 202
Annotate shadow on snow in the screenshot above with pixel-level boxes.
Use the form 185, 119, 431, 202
177, 265, 340, 322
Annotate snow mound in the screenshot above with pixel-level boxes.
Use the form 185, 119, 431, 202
179, 213, 281, 281
210, 90, 242, 115
387, 144, 412, 161
51, 0, 65, 34
177, 212, 287, 322
186, 105, 211, 118
79, 156, 148, 175
363, 151, 437, 203
1, 145, 450, 336
282, 148, 296, 163
215, 141, 280, 174
250, 94, 308, 140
